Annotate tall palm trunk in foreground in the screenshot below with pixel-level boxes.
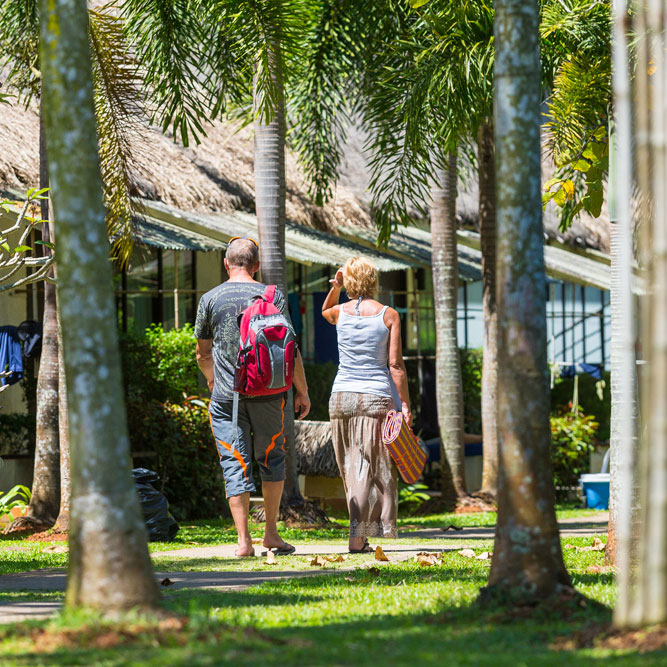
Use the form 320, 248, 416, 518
478, 120, 498, 499
253, 40, 302, 507
615, 0, 667, 628
485, 0, 570, 601
431, 151, 467, 505
39, 0, 158, 610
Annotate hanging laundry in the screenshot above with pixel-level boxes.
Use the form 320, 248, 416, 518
0, 326, 23, 386
559, 363, 603, 381
17, 320, 42, 360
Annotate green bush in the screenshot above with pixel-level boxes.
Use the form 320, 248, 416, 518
551, 371, 610, 441
550, 407, 599, 496
302, 362, 337, 421
0, 414, 35, 456
120, 326, 226, 520
144, 324, 201, 401
460, 348, 483, 434
125, 395, 226, 521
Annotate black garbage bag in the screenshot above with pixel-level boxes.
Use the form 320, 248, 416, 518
131, 468, 179, 542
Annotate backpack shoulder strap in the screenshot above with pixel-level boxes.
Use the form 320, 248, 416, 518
263, 284, 277, 304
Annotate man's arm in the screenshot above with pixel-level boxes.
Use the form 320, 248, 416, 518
292, 351, 310, 420
196, 338, 215, 393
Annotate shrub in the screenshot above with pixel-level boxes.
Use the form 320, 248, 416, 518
460, 348, 483, 434
0, 414, 35, 456
551, 371, 610, 441
144, 324, 201, 402
125, 395, 227, 521
550, 406, 599, 495
120, 326, 226, 520
302, 362, 337, 421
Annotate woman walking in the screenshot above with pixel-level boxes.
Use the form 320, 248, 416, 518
322, 257, 412, 553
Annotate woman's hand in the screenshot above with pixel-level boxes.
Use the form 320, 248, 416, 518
329, 268, 344, 289
402, 402, 413, 428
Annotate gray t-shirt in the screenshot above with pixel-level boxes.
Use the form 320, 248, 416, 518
194, 281, 287, 402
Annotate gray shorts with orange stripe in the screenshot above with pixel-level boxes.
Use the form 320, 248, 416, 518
208, 394, 287, 498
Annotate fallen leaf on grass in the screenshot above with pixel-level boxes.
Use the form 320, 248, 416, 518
265, 550, 278, 565
310, 556, 328, 567
160, 578, 175, 587
42, 545, 67, 553
476, 551, 492, 561
586, 565, 613, 574
414, 552, 441, 567
366, 566, 381, 576
564, 537, 606, 553
457, 549, 477, 558
375, 546, 389, 562
252, 538, 263, 545
344, 576, 355, 582
323, 554, 347, 563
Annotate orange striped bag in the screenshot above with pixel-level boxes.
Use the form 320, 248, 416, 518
382, 410, 427, 484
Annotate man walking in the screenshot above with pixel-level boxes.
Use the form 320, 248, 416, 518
195, 237, 310, 557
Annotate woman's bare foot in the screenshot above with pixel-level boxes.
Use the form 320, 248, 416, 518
349, 537, 373, 553
235, 540, 255, 558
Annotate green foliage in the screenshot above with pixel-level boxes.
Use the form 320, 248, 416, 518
0, 414, 35, 456
89, 6, 142, 268
0, 485, 30, 514
551, 370, 611, 441
398, 482, 430, 512
125, 396, 226, 521
550, 406, 599, 493
460, 348, 483, 434
541, 0, 611, 229
143, 323, 200, 401
301, 362, 337, 421
120, 325, 225, 520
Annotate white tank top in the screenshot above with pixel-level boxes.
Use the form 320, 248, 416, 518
331, 304, 392, 397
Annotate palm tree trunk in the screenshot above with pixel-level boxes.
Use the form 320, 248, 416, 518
431, 151, 467, 505
39, 0, 158, 610
54, 312, 70, 533
478, 119, 498, 500
19, 94, 60, 530
253, 40, 302, 507
615, 0, 667, 628
484, 0, 571, 602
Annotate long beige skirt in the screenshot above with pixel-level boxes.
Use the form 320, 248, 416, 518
329, 392, 397, 538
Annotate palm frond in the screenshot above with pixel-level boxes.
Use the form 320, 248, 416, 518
89, 5, 143, 268
0, 0, 40, 103
121, 0, 209, 146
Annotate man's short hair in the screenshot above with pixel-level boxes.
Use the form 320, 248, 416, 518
226, 238, 259, 269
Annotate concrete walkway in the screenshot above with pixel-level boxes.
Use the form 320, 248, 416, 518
0, 512, 608, 624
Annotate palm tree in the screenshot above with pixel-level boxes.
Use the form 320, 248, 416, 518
39, 0, 158, 611
478, 119, 498, 499
485, 0, 570, 601
1, 1, 146, 531
431, 151, 467, 503
614, 0, 667, 628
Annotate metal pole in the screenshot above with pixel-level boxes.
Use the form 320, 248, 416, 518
173, 251, 179, 329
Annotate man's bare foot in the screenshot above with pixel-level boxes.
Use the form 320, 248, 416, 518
263, 529, 288, 550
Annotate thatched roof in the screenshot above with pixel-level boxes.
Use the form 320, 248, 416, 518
0, 102, 373, 235
1, 100, 609, 252
295, 420, 339, 478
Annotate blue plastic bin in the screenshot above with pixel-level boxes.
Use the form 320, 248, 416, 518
580, 473, 610, 510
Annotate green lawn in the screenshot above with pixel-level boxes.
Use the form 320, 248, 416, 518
0, 534, 662, 665
0, 508, 648, 665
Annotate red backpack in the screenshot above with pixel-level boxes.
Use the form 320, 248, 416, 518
234, 285, 296, 397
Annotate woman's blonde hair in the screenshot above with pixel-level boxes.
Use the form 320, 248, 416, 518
342, 257, 379, 299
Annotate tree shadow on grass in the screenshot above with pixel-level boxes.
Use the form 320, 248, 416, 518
4, 569, 661, 666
